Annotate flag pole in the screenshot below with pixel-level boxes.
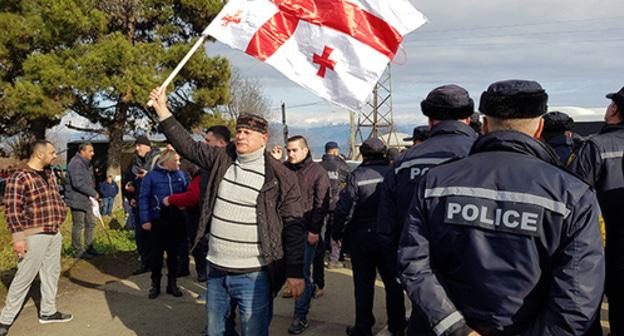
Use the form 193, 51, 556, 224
147, 34, 208, 107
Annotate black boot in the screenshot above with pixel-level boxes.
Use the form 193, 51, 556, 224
148, 279, 160, 299
166, 278, 182, 297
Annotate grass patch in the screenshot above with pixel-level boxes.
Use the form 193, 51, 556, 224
0, 208, 137, 273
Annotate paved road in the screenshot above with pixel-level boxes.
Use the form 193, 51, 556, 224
2, 257, 612, 335
4, 260, 401, 336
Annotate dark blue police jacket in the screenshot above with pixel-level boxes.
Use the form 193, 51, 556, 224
377, 120, 478, 247
399, 130, 605, 336
333, 158, 390, 241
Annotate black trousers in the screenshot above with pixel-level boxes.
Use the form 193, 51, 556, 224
150, 207, 185, 282
606, 246, 623, 336
134, 206, 151, 268
313, 236, 325, 289
185, 208, 207, 276
350, 231, 406, 335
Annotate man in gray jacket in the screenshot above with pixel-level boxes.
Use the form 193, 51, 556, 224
65, 143, 99, 259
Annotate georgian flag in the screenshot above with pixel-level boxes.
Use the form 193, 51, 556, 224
204, 0, 427, 111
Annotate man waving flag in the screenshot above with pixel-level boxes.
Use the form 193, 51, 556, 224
204, 0, 427, 111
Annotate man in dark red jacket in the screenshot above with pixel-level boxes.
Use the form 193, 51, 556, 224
284, 135, 331, 335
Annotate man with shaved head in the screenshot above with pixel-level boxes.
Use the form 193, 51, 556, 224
1, 140, 73, 335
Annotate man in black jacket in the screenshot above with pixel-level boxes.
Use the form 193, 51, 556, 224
399, 80, 605, 336
128, 136, 160, 275
568, 86, 624, 335
541, 111, 575, 164
65, 143, 99, 259
319, 142, 350, 271
149, 88, 304, 336
284, 135, 331, 335
334, 138, 406, 336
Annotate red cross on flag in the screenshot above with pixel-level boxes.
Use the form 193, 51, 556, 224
204, 0, 427, 111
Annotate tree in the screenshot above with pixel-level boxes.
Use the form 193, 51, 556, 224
0, 0, 106, 141
219, 67, 272, 120
1, 0, 230, 182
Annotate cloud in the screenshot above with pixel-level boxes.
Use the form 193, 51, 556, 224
204, 0, 624, 128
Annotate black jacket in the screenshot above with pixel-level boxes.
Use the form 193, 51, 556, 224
568, 123, 624, 298
64, 154, 97, 211
284, 155, 331, 234
544, 134, 574, 165
378, 121, 478, 247
399, 131, 605, 336
160, 117, 305, 295
333, 158, 389, 241
319, 154, 350, 211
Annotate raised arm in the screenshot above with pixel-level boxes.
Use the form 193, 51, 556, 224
149, 88, 221, 170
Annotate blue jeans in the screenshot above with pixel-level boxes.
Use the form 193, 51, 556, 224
294, 233, 316, 319
102, 197, 114, 216
206, 265, 273, 336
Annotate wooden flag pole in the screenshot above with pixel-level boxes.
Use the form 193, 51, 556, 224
147, 35, 208, 107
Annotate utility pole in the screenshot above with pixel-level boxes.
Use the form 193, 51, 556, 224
281, 102, 288, 145
354, 64, 398, 157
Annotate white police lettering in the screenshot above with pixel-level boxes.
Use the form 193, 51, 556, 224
445, 197, 543, 237
327, 171, 339, 180
410, 167, 430, 179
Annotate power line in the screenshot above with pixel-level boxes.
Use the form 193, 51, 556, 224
270, 100, 326, 110
418, 15, 624, 34
413, 27, 624, 42
412, 37, 624, 49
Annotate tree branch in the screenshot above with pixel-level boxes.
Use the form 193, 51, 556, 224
65, 122, 106, 135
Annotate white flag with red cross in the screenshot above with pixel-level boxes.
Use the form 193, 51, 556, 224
204, 0, 427, 111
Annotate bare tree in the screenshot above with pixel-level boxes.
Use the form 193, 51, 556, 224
221, 67, 273, 120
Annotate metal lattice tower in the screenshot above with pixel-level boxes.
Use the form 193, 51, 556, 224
351, 64, 399, 159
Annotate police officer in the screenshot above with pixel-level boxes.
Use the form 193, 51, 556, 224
398, 80, 605, 335
568, 86, 624, 335
403, 126, 430, 147
320, 141, 351, 270
333, 138, 405, 336
541, 111, 576, 164
378, 84, 478, 252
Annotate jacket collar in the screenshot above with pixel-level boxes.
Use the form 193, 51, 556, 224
322, 154, 344, 163
471, 130, 561, 166
599, 122, 624, 134
430, 120, 478, 139
73, 153, 92, 166
361, 158, 388, 167
545, 134, 573, 147
285, 154, 313, 171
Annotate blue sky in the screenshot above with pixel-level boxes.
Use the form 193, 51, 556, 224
204, 0, 624, 128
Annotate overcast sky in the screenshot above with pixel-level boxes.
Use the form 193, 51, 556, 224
204, 0, 624, 127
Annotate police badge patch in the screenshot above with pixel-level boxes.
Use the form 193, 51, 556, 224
444, 196, 543, 237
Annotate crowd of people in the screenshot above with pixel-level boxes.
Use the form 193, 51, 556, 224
0, 81, 623, 336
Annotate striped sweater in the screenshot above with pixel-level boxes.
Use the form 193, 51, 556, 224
207, 147, 267, 270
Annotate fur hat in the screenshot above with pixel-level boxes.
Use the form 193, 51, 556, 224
421, 84, 474, 120
479, 80, 548, 118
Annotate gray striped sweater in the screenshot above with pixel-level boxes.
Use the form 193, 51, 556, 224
207, 147, 268, 270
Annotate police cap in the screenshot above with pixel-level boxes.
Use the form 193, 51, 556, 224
360, 138, 386, 156
479, 80, 548, 118
403, 125, 430, 142
543, 111, 574, 133
606, 86, 624, 111
421, 84, 474, 120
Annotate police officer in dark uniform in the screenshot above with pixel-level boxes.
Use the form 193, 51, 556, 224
404, 126, 430, 147
568, 86, 624, 335
320, 141, 351, 269
378, 84, 478, 254
542, 111, 576, 164
333, 138, 406, 336
399, 79, 605, 336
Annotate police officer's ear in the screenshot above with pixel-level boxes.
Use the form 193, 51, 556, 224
482, 117, 490, 135
532, 117, 545, 140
